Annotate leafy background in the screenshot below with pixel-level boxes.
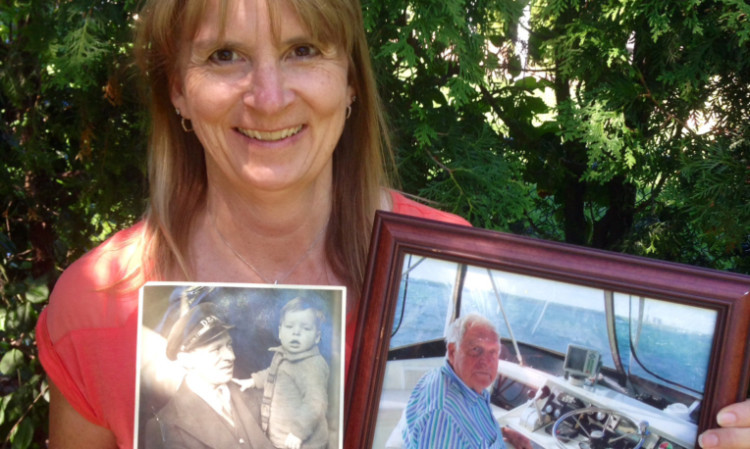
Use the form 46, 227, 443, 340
1, 0, 748, 447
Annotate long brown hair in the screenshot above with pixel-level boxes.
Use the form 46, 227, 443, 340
133, 0, 393, 292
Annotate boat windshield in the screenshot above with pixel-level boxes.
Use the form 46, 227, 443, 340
390, 254, 715, 398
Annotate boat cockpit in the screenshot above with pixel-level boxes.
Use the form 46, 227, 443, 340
373, 254, 714, 449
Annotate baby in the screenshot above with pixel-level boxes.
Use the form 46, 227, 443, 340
236, 297, 330, 449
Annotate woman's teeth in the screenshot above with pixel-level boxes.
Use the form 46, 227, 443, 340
239, 125, 303, 141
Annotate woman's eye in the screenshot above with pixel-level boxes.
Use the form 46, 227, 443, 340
289, 44, 320, 59
209, 49, 240, 64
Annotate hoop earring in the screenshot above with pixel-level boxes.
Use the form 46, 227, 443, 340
176, 108, 193, 133
181, 117, 193, 133
346, 95, 357, 119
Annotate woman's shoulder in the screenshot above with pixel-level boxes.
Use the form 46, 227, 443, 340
53, 221, 146, 291
388, 190, 471, 227
44, 221, 147, 340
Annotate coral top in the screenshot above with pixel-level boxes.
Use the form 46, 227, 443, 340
36, 191, 470, 448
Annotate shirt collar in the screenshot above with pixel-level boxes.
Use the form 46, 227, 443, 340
184, 375, 232, 418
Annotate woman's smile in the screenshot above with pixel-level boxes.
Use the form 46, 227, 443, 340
236, 125, 304, 142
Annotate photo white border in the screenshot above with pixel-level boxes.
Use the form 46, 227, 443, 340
134, 281, 346, 449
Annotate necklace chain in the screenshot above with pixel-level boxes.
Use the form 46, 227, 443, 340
210, 210, 327, 285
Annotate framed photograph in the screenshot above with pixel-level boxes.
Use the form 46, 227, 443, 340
346, 211, 750, 449
134, 282, 345, 449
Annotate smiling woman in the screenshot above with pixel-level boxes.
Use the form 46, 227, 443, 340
34, 0, 474, 447
32, 1, 750, 448
135, 0, 379, 292
171, 0, 354, 199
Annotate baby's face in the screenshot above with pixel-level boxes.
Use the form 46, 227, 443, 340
279, 309, 320, 354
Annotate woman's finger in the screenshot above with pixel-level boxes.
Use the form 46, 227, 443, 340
699, 427, 750, 449
698, 399, 750, 448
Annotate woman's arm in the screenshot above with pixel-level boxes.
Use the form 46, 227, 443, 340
48, 380, 118, 449
698, 399, 750, 449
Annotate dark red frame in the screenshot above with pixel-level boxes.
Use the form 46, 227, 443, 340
345, 211, 750, 449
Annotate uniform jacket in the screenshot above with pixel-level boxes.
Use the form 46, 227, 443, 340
146, 382, 274, 449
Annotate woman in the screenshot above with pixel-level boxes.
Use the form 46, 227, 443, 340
37, 0, 468, 448
36, 0, 750, 448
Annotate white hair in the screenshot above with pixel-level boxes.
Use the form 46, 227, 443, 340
445, 313, 500, 351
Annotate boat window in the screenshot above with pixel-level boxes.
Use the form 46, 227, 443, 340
389, 255, 457, 349
460, 266, 615, 370
614, 294, 715, 394
390, 255, 715, 397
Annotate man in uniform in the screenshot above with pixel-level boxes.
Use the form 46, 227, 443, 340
146, 302, 273, 449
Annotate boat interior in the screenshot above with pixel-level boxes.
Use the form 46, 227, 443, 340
369, 254, 710, 449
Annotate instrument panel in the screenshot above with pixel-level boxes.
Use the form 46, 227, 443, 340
492, 361, 696, 449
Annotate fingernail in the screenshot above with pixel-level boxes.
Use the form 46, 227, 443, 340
698, 432, 718, 448
717, 410, 737, 426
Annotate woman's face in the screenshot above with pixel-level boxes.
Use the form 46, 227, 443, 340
171, 0, 354, 196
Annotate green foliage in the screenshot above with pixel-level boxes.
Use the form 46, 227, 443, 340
364, 0, 529, 229
656, 137, 750, 273
0, 277, 48, 449
1, 1, 146, 447
556, 99, 641, 183
502, 0, 749, 262
362, 0, 748, 271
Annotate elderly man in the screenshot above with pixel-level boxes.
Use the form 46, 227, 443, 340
146, 302, 273, 449
402, 314, 531, 449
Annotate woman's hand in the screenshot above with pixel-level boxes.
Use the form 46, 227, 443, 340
699, 399, 750, 448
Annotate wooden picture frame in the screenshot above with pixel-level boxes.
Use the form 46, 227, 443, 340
346, 211, 750, 449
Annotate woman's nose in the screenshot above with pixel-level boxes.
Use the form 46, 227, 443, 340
244, 62, 293, 114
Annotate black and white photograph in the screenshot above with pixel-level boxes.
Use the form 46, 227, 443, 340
134, 282, 345, 449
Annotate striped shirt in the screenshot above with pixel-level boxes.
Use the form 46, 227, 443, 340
402, 361, 506, 449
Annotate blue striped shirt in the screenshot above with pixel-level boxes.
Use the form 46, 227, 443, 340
402, 360, 506, 449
